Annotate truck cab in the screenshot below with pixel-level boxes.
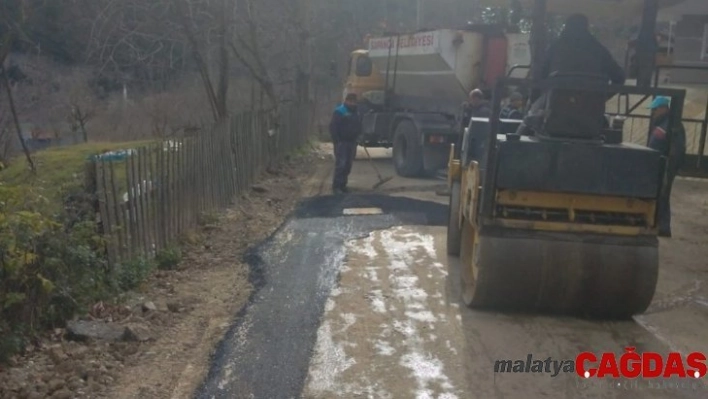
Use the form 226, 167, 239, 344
343, 50, 385, 102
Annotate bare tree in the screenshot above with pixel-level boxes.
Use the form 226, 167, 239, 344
228, 0, 278, 112
69, 102, 95, 143
1, 35, 34, 173
215, 0, 231, 118
83, 0, 188, 85
172, 0, 221, 121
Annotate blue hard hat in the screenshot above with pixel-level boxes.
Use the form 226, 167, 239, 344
648, 96, 671, 109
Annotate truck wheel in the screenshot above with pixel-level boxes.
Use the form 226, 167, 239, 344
393, 120, 424, 177
447, 181, 462, 256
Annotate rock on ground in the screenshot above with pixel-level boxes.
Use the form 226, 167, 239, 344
123, 324, 152, 342
66, 320, 126, 342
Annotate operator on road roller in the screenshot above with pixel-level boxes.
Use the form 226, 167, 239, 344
518, 13, 625, 136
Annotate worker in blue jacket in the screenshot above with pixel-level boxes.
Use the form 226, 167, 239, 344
647, 96, 686, 238
329, 93, 362, 194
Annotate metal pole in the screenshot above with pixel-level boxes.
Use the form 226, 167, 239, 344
416, 0, 422, 30
667, 21, 674, 56
384, 36, 394, 106
702, 24, 708, 61
637, 0, 658, 88
392, 34, 401, 92
697, 95, 708, 168
480, 78, 505, 220
529, 0, 547, 102
384, 0, 388, 29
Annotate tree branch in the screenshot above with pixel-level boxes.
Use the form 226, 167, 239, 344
1, 35, 35, 173
172, 0, 220, 122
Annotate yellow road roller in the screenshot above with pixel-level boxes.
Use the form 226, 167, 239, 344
446, 76, 686, 319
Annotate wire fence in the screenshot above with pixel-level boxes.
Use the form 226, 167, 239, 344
606, 92, 708, 158
615, 116, 706, 156
86, 103, 311, 266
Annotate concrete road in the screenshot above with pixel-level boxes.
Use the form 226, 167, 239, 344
198, 146, 708, 399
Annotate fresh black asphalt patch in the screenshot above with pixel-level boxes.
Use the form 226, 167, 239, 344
195, 194, 446, 399
292, 193, 447, 226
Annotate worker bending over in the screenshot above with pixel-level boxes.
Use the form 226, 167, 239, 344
648, 96, 686, 238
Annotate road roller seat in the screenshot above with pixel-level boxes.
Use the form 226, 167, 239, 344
540, 72, 610, 140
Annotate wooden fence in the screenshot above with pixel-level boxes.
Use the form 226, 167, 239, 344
88, 103, 311, 265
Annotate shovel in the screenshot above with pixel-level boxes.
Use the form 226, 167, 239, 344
362, 146, 393, 189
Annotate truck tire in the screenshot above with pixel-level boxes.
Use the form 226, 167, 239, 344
393, 120, 424, 177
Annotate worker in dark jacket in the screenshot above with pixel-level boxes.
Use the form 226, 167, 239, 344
460, 89, 491, 129
519, 14, 625, 136
329, 93, 362, 194
647, 96, 686, 238
500, 92, 525, 120
539, 13, 625, 85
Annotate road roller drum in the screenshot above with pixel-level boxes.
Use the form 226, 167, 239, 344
459, 228, 658, 319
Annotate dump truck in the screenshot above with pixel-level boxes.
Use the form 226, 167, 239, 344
342, 25, 531, 177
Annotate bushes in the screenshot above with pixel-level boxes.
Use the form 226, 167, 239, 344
116, 257, 155, 291
0, 185, 62, 360
0, 173, 192, 362
155, 247, 182, 271
0, 179, 167, 361
0, 183, 110, 360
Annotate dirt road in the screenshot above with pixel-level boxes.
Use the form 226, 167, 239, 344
199, 145, 708, 399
